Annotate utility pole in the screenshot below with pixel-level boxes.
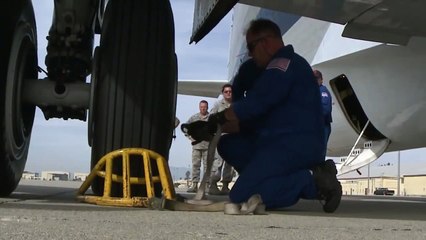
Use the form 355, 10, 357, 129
367, 163, 370, 195
397, 151, 401, 196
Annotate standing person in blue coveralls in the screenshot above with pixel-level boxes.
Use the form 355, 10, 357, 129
204, 19, 342, 213
313, 69, 332, 158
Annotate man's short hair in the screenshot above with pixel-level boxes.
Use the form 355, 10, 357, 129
246, 19, 282, 38
200, 100, 208, 106
221, 83, 232, 93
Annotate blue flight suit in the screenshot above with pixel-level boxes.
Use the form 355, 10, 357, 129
320, 84, 332, 157
232, 58, 263, 102
218, 45, 324, 209
231, 58, 263, 133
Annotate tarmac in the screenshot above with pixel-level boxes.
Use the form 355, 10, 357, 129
1, 179, 426, 239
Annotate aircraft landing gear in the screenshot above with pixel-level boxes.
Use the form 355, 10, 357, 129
90, 0, 177, 196
0, 0, 37, 196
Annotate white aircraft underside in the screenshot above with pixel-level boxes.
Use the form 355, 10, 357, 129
180, 1, 426, 175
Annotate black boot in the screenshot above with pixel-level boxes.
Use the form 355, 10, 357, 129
313, 159, 342, 213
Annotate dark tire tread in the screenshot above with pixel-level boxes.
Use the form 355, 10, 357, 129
91, 0, 177, 196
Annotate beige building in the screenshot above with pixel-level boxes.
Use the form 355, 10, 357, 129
403, 174, 426, 196
41, 171, 70, 181
339, 174, 426, 196
21, 171, 39, 180
73, 172, 89, 181
340, 176, 399, 195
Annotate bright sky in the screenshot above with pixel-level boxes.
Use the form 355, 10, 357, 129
26, 0, 426, 178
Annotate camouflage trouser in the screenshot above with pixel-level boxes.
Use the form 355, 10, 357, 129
210, 150, 234, 184
191, 148, 208, 183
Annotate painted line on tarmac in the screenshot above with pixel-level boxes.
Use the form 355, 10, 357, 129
356, 198, 426, 204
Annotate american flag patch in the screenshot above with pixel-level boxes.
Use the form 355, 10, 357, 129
266, 58, 290, 72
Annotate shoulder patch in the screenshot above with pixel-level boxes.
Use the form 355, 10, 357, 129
266, 58, 290, 72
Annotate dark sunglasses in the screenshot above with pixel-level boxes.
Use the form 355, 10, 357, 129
247, 36, 270, 53
247, 40, 260, 53
247, 35, 276, 53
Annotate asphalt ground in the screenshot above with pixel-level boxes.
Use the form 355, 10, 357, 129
1, 180, 426, 239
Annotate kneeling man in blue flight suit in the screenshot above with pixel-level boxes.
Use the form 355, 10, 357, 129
190, 19, 342, 213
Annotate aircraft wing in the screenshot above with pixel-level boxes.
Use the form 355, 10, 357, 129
192, 0, 426, 45
178, 80, 228, 98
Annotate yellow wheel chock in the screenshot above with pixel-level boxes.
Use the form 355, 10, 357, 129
76, 148, 176, 207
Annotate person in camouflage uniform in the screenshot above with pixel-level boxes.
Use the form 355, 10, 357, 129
185, 100, 210, 192
208, 84, 235, 195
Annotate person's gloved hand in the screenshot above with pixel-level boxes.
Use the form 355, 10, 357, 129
181, 121, 213, 145
207, 111, 227, 133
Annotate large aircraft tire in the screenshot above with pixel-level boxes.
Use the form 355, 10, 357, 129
91, 0, 177, 196
0, 0, 37, 196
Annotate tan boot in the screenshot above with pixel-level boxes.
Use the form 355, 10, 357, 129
220, 182, 230, 194
187, 183, 198, 193
208, 182, 222, 195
